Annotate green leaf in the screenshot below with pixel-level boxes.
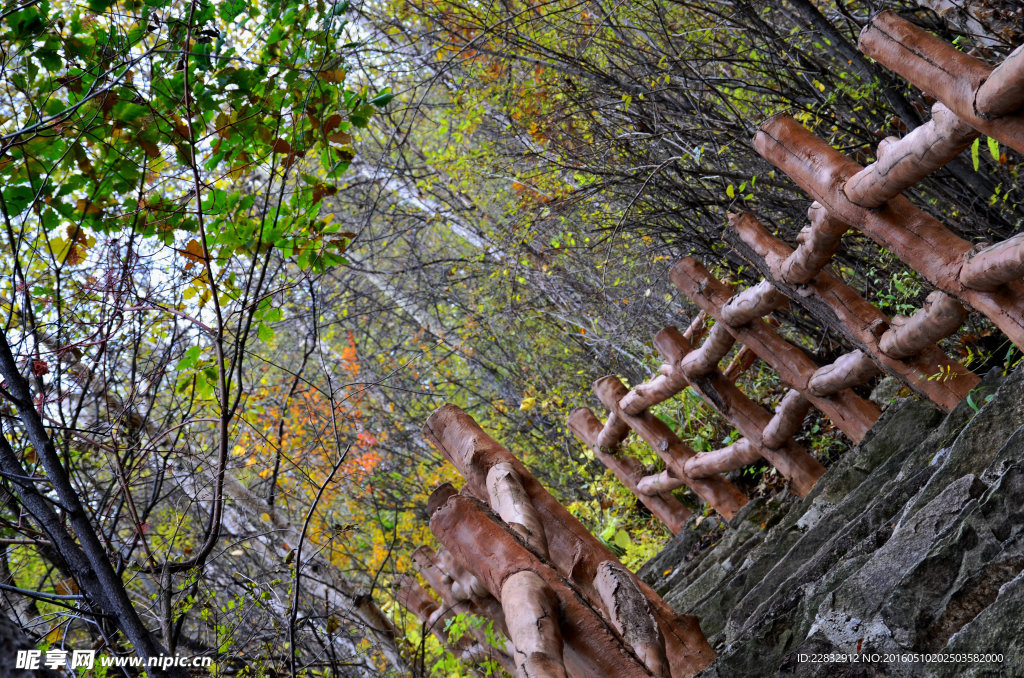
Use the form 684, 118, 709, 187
368, 90, 394, 108
987, 136, 999, 161
176, 346, 202, 370
725, 184, 735, 199
971, 137, 980, 171
1, 186, 35, 215
257, 323, 274, 341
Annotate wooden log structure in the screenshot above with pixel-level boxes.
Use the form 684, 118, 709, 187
429, 489, 662, 678
567, 407, 692, 535
396, 575, 517, 674
751, 114, 1024, 349
728, 212, 978, 410
762, 390, 811, 449
594, 375, 749, 519
424, 404, 716, 676
412, 544, 508, 640
671, 257, 881, 442
617, 326, 824, 496
858, 11, 1024, 154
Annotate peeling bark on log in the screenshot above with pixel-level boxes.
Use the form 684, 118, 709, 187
858, 11, 1024, 154
976, 43, 1024, 118
429, 491, 659, 678
654, 328, 824, 497
682, 438, 763, 479
423, 404, 715, 676
720, 280, 785, 326
960, 233, 1024, 291
752, 114, 1024, 350
567, 408, 691, 535
487, 462, 550, 559
807, 350, 883, 397
778, 203, 849, 285
595, 561, 669, 678
671, 257, 881, 442
879, 291, 970, 358
843, 103, 978, 207
723, 345, 758, 382
680, 323, 736, 378
683, 311, 708, 344
597, 410, 631, 450
594, 375, 749, 519
501, 570, 568, 678
728, 211, 978, 410
762, 390, 811, 450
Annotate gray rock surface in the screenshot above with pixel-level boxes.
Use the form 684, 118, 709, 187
640, 367, 1024, 677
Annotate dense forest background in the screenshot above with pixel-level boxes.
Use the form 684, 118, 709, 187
0, 0, 1022, 675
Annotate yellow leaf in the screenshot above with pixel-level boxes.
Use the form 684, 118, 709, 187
260, 512, 271, 523
519, 396, 536, 411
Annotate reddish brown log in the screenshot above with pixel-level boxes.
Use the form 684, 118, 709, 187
858, 11, 1024, 154
807, 350, 883, 397
671, 257, 881, 442
501, 570, 568, 678
729, 211, 978, 410
680, 323, 735, 378
779, 203, 849, 285
486, 462, 550, 559
595, 561, 669, 678
396, 576, 446, 634
720, 280, 785, 326
762, 390, 811, 450
594, 375, 748, 519
636, 470, 688, 495
976, 44, 1024, 118
682, 438, 763, 479
619, 368, 689, 416
752, 114, 1024, 349
723, 345, 758, 382
843, 103, 977, 207
423, 405, 716, 676
878, 291, 969, 358
429, 491, 658, 678
960, 233, 1024, 291
568, 408, 692, 535
436, 542, 490, 602
412, 543, 508, 639
653, 328, 825, 497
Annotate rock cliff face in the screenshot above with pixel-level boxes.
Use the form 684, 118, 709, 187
639, 366, 1024, 677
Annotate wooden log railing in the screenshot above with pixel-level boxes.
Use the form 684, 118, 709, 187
423, 404, 715, 678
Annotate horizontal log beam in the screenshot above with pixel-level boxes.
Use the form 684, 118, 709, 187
720, 280, 786, 326
752, 114, 1024, 349
670, 257, 881, 442
858, 11, 1024, 154
568, 408, 692, 535
976, 43, 1024, 118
